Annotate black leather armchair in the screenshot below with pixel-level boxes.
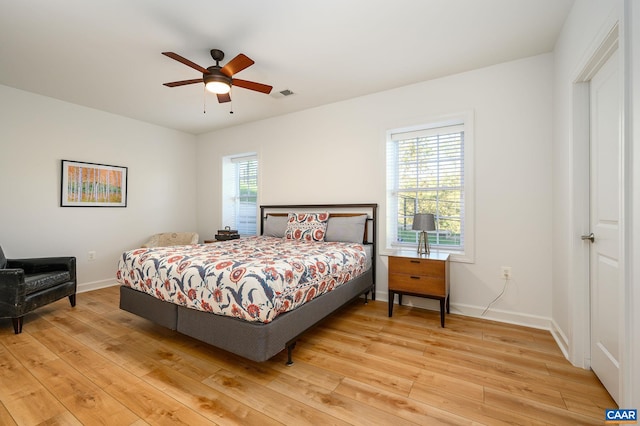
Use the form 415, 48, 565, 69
0, 246, 76, 334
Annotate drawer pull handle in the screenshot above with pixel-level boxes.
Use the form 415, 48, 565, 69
410, 260, 420, 264
410, 276, 420, 280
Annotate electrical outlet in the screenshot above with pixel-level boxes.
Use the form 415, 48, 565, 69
88, 251, 96, 261
501, 266, 512, 280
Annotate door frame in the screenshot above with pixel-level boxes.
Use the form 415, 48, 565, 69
621, 0, 638, 407
569, 16, 631, 404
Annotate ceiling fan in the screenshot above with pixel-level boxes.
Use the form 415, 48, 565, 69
162, 49, 272, 103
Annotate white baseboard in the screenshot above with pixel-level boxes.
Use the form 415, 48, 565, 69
549, 319, 570, 360
450, 302, 552, 330
377, 291, 553, 331
77, 279, 118, 293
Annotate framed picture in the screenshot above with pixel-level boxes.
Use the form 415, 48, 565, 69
60, 160, 128, 207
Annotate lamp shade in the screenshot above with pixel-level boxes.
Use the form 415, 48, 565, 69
412, 213, 436, 231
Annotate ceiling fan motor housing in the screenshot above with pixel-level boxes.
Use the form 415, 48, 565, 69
203, 67, 232, 86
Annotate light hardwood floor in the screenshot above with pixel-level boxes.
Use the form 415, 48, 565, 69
0, 286, 614, 425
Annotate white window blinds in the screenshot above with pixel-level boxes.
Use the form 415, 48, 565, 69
387, 124, 465, 250
222, 154, 258, 235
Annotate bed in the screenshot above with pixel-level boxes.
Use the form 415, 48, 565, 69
118, 203, 377, 364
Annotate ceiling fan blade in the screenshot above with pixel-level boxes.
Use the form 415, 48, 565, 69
232, 79, 273, 94
217, 93, 231, 103
163, 79, 203, 87
162, 52, 209, 74
220, 54, 254, 77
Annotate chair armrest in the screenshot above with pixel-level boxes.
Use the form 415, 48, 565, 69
7, 257, 76, 279
0, 269, 27, 308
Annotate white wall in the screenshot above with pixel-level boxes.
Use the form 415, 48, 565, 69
0, 85, 198, 291
197, 53, 554, 328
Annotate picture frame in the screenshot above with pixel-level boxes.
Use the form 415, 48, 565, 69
60, 160, 128, 207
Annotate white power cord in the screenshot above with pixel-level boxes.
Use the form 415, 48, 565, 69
481, 278, 509, 316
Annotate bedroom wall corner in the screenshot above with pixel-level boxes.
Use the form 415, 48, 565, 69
0, 85, 198, 292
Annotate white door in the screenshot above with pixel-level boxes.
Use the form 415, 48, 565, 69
588, 48, 620, 404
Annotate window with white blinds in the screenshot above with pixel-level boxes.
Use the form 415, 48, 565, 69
222, 154, 258, 235
387, 120, 470, 255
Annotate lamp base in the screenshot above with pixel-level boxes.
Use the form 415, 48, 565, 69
417, 230, 430, 255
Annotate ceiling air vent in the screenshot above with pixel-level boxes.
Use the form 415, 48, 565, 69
271, 89, 295, 99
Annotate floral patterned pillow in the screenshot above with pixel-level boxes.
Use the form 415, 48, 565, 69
284, 212, 330, 242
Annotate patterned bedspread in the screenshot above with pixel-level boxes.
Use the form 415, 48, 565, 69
116, 236, 369, 323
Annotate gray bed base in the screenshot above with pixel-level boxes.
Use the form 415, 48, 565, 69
119, 268, 373, 364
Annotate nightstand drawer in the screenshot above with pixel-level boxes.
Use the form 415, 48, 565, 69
389, 256, 445, 277
388, 273, 446, 296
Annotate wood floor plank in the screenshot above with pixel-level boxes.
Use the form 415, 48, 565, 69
69, 326, 157, 378
544, 360, 612, 388
31, 327, 216, 425
560, 388, 617, 419
0, 401, 17, 426
409, 380, 547, 426
4, 334, 139, 425
143, 364, 280, 426
60, 303, 132, 339
483, 387, 604, 425
369, 310, 566, 369
79, 286, 121, 314
171, 340, 285, 387
293, 344, 416, 396
203, 369, 349, 425
301, 326, 373, 353
181, 337, 346, 392
0, 340, 71, 425
267, 373, 419, 426
262, 357, 344, 391
335, 377, 477, 425
365, 341, 567, 409
0, 285, 613, 425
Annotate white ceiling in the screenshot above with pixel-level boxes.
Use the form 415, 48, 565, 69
0, 0, 574, 135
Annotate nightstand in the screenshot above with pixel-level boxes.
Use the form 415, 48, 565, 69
388, 251, 450, 327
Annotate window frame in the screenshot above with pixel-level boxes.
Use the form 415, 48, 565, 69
221, 153, 259, 236
385, 112, 475, 263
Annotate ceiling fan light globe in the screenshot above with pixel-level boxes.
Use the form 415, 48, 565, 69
205, 81, 231, 94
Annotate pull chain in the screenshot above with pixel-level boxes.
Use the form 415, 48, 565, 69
203, 86, 207, 114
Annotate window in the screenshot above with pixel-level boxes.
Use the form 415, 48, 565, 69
386, 114, 474, 261
222, 154, 258, 235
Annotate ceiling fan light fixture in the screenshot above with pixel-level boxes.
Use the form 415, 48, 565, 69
163, 50, 271, 104
204, 73, 231, 94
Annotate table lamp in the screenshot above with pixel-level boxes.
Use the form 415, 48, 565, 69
412, 213, 436, 255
